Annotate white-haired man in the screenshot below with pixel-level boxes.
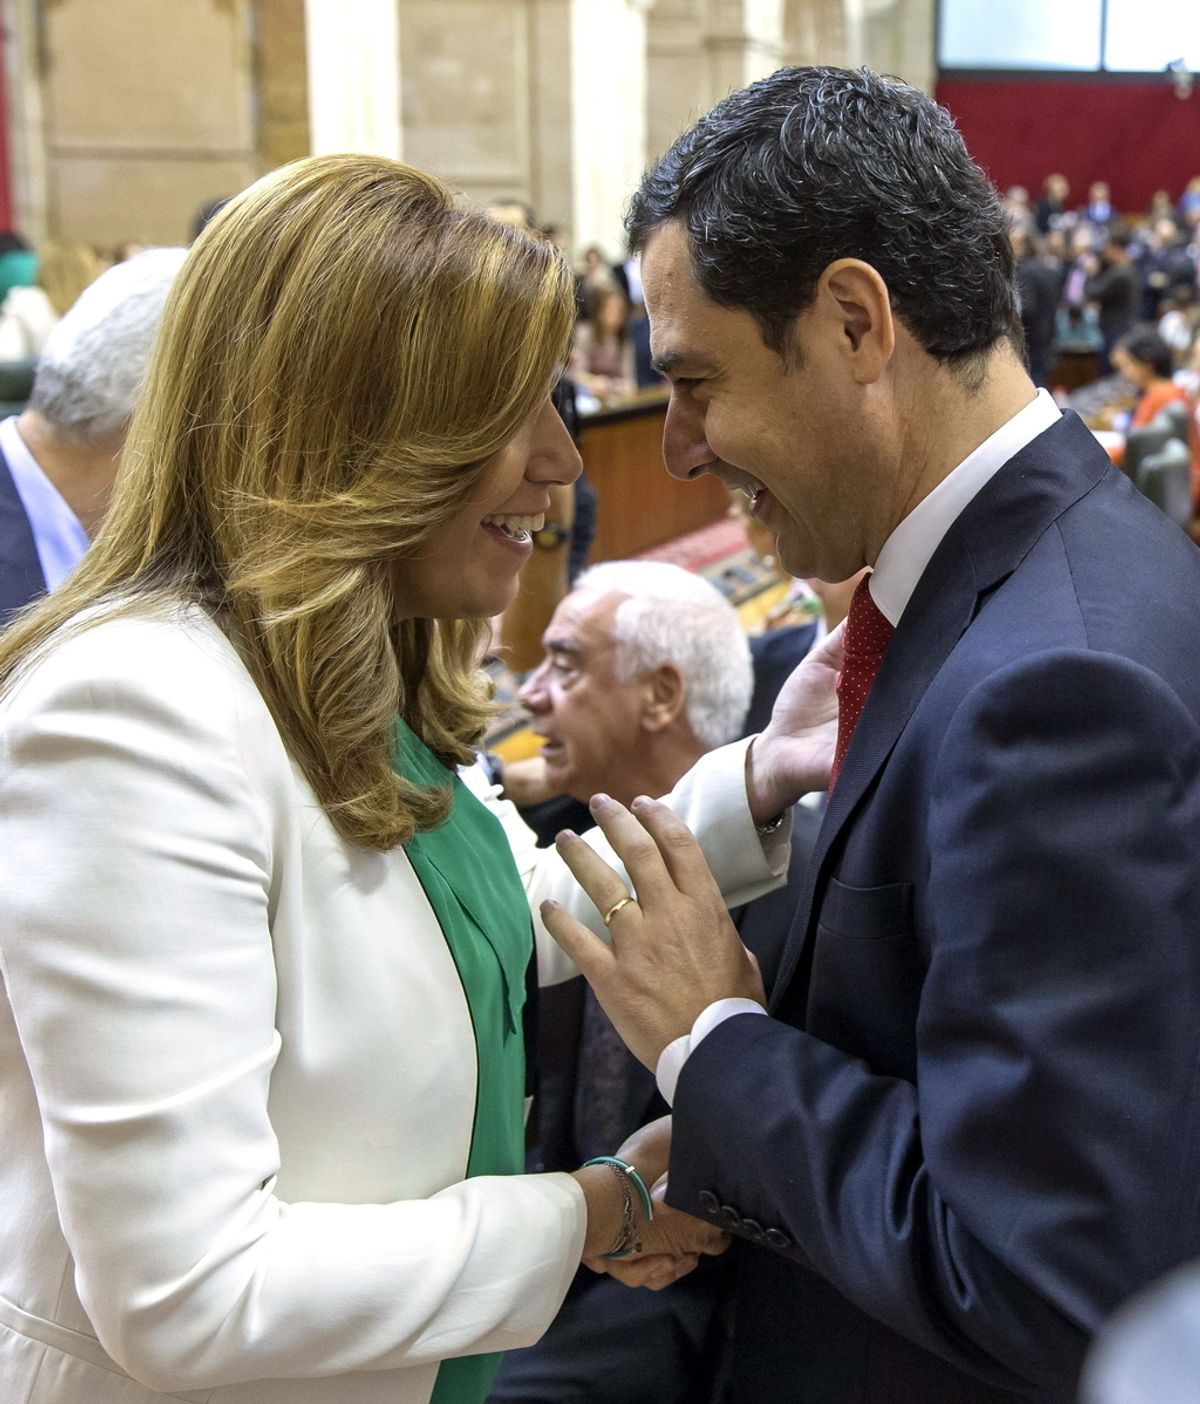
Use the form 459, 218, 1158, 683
516, 560, 755, 821
489, 560, 820, 1404
0, 247, 187, 624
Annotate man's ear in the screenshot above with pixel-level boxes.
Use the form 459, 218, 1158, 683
640, 663, 686, 733
815, 258, 895, 385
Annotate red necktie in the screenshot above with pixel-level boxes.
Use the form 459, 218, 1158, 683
829, 576, 895, 792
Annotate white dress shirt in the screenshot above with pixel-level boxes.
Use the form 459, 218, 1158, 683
656, 388, 1064, 1105
0, 414, 89, 591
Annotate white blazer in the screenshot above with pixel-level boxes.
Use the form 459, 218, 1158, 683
0, 604, 787, 1404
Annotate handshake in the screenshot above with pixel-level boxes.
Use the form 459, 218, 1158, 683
573, 1115, 729, 1291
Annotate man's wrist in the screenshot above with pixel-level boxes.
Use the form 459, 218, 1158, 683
745, 732, 790, 828
655, 998, 768, 1106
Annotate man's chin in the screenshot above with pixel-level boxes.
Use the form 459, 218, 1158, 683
539, 756, 576, 800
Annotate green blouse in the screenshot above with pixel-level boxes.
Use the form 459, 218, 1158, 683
393, 720, 532, 1404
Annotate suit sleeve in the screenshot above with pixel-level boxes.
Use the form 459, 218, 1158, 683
462, 737, 791, 986
667, 649, 1200, 1395
0, 633, 583, 1395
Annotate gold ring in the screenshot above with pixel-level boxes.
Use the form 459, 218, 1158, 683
602, 896, 635, 927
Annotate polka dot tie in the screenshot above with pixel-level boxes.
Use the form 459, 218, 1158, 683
829, 575, 895, 793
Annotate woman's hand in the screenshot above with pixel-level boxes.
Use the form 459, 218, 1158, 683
745, 620, 844, 825
572, 1117, 728, 1288
589, 1177, 728, 1289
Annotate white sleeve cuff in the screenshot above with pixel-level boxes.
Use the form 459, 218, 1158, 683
654, 998, 767, 1106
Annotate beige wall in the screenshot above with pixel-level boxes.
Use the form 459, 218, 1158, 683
12, 0, 261, 247
398, 0, 573, 230
2, 0, 935, 253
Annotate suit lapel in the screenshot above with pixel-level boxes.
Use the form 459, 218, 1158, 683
769, 412, 1113, 1011
0, 442, 47, 621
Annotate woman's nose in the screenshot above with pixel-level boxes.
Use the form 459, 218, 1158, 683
531, 397, 582, 485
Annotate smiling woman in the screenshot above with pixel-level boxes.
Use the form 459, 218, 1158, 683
0, 154, 773, 1404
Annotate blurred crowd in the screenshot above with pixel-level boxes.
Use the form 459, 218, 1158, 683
1005, 173, 1200, 384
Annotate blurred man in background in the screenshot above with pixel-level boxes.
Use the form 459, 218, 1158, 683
0, 247, 186, 624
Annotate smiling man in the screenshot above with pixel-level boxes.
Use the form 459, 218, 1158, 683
541, 66, 1200, 1404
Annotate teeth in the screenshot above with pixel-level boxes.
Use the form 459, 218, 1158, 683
483, 512, 545, 537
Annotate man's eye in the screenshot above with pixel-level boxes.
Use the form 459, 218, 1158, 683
550, 656, 575, 675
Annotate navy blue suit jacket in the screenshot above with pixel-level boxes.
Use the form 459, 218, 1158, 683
0, 442, 46, 627
668, 412, 1200, 1402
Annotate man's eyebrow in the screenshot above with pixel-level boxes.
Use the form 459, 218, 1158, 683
544, 638, 584, 658
651, 349, 718, 378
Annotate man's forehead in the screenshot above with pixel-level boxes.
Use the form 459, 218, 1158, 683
545, 589, 627, 648
642, 222, 705, 334
642, 221, 749, 371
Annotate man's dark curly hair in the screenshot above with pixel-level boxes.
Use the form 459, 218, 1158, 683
627, 66, 1019, 372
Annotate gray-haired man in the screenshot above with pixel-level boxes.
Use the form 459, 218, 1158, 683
0, 247, 186, 624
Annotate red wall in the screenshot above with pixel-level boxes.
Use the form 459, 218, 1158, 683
0, 22, 10, 231
936, 78, 1200, 214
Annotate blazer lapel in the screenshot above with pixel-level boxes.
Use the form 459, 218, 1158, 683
769, 412, 1113, 1011
0, 443, 46, 622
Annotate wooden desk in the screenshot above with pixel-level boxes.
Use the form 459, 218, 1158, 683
579, 389, 730, 562
1054, 349, 1100, 394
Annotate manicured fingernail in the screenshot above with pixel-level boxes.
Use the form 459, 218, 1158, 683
540, 899, 560, 914
555, 828, 578, 846
589, 793, 612, 810
631, 794, 652, 810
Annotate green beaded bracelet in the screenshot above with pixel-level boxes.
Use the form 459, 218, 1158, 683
581, 1155, 655, 1222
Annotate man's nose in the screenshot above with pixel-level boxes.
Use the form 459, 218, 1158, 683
518, 663, 549, 711
662, 394, 714, 481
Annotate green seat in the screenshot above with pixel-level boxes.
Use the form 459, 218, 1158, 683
1152, 400, 1193, 446
1135, 438, 1192, 528
1124, 421, 1176, 481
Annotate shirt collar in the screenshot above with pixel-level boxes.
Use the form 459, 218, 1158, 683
870, 388, 1061, 627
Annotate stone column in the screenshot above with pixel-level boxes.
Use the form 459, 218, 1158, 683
394, 1, 573, 241
703, 0, 786, 104
569, 0, 654, 258
303, 0, 401, 157
3, 0, 50, 244
254, 0, 311, 170
646, 0, 707, 161
860, 0, 935, 92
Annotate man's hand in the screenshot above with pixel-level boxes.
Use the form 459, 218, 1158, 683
615, 1114, 673, 1187
745, 619, 843, 825
541, 797, 764, 1069
498, 755, 557, 808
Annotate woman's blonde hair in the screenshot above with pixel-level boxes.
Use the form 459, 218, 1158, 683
0, 155, 576, 848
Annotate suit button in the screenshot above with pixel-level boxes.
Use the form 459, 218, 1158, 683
698, 1190, 719, 1217
741, 1218, 766, 1244
720, 1203, 744, 1231
765, 1227, 793, 1250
